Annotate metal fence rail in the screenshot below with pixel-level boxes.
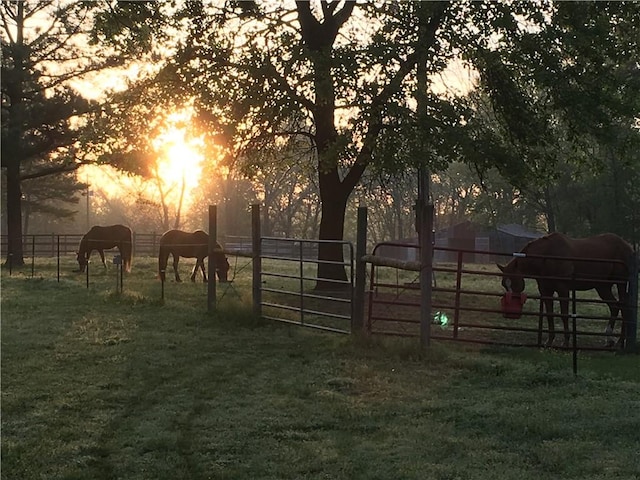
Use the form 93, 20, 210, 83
1, 233, 164, 258
1, 233, 322, 259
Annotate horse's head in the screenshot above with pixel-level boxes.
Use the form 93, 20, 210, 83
497, 260, 525, 294
76, 251, 88, 273
217, 255, 230, 283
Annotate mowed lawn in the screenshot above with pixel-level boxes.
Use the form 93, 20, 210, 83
2, 258, 639, 480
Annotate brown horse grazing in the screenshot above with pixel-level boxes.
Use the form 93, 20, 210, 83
498, 232, 633, 348
158, 229, 229, 283
77, 225, 132, 273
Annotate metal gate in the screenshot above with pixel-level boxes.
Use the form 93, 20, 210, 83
259, 237, 354, 334
367, 243, 638, 351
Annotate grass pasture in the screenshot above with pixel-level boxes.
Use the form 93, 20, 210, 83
2, 257, 640, 480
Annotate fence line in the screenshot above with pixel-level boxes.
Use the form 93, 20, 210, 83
1, 233, 311, 259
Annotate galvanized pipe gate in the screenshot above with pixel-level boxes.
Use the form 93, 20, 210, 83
209, 204, 355, 334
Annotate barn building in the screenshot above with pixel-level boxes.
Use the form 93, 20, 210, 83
375, 221, 543, 264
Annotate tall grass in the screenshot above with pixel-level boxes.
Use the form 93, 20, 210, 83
2, 258, 639, 480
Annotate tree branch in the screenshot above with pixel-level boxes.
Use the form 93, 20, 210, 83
20, 161, 84, 181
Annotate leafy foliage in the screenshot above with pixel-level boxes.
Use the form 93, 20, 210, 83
459, 2, 640, 235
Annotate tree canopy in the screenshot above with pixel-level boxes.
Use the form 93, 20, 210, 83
4, 0, 639, 268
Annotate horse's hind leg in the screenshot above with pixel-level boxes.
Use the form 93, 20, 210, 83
541, 288, 556, 346
597, 285, 620, 347
189, 259, 206, 282
158, 251, 169, 282
98, 249, 107, 268
173, 254, 182, 282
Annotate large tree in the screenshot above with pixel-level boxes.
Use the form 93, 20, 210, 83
151, 1, 541, 287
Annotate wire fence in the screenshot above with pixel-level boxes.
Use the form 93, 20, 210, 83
0, 233, 312, 259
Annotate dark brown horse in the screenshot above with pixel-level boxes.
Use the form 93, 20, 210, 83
77, 225, 132, 273
498, 232, 633, 348
158, 229, 229, 283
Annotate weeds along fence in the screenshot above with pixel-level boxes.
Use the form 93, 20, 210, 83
366, 242, 639, 352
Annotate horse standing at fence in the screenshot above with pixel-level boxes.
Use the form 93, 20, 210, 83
497, 232, 633, 348
158, 229, 229, 283
77, 225, 133, 273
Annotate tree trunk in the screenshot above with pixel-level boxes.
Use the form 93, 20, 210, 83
543, 187, 556, 233
296, 1, 357, 289
295, 2, 445, 288
5, 161, 25, 266
316, 172, 350, 289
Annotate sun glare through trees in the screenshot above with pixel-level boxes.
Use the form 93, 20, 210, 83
152, 121, 205, 198
81, 107, 215, 229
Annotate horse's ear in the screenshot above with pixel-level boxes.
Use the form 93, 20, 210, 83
497, 263, 506, 273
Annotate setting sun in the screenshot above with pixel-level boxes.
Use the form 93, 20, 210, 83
79, 108, 212, 225
156, 130, 204, 193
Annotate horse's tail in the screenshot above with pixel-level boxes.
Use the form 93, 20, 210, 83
158, 245, 170, 282
77, 236, 89, 271
121, 232, 133, 273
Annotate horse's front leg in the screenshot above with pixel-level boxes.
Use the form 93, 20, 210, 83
190, 260, 201, 282
201, 258, 207, 283
173, 255, 182, 282
98, 249, 107, 268
616, 285, 628, 349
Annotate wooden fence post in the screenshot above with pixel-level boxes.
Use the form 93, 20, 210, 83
252, 204, 262, 320
352, 206, 367, 335
418, 203, 434, 348
208, 205, 218, 313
